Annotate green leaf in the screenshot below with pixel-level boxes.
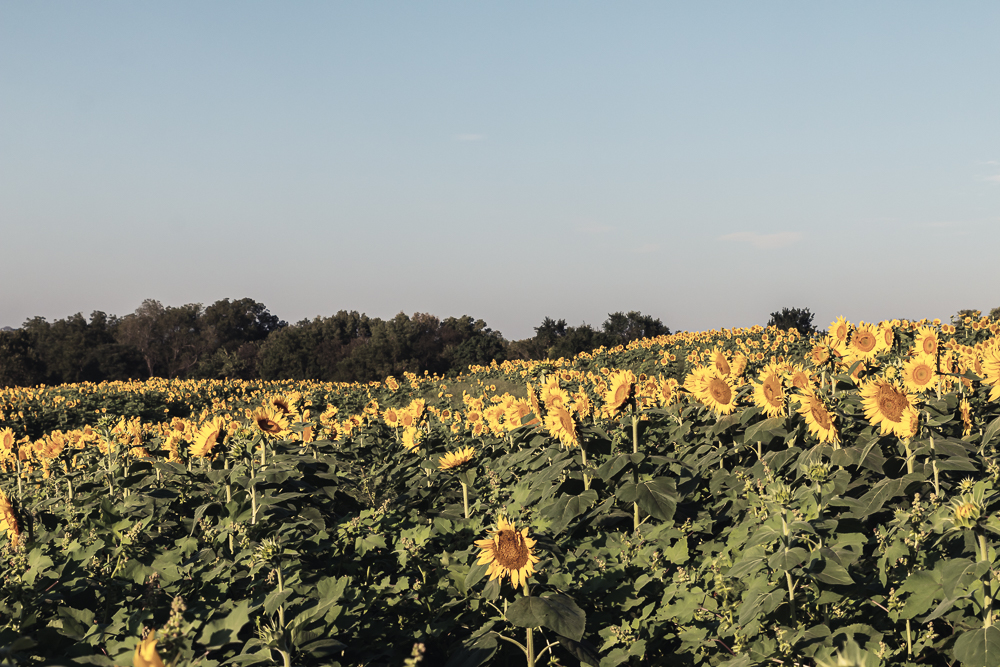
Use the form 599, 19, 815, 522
616, 478, 677, 521
769, 547, 808, 572
982, 416, 1000, 448
198, 599, 252, 649
745, 417, 787, 445
954, 625, 1000, 667
506, 594, 586, 641
443, 632, 499, 667
557, 635, 601, 666
543, 489, 598, 534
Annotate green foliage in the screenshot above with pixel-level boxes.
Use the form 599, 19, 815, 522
767, 307, 816, 335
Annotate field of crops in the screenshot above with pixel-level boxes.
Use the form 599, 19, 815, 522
4, 316, 1000, 666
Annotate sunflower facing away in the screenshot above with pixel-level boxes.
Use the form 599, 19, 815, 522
544, 405, 580, 448
475, 517, 540, 589
604, 370, 636, 414
438, 446, 475, 470
0, 490, 21, 545
794, 392, 839, 446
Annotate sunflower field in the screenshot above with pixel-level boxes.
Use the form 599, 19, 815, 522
6, 315, 1000, 666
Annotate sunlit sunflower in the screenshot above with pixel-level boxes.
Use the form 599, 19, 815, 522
876, 322, 895, 353
541, 384, 570, 411
784, 364, 813, 392
847, 322, 880, 361
700, 372, 739, 416
711, 348, 731, 376
439, 446, 475, 470
383, 407, 400, 428
752, 365, 785, 418
913, 326, 939, 357
604, 369, 636, 414
545, 406, 579, 447
249, 406, 290, 437
830, 316, 851, 344
506, 400, 533, 428
730, 352, 748, 379
385, 376, 400, 391
794, 392, 839, 446
658, 377, 679, 407
860, 378, 920, 439
134, 630, 165, 667
0, 490, 21, 544
401, 426, 423, 451
900, 355, 937, 394
191, 417, 225, 457
474, 517, 540, 589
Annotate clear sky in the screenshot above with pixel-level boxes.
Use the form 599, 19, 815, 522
2, 2, 998, 340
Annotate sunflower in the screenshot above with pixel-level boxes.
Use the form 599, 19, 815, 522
913, 326, 939, 357
876, 322, 895, 353
190, 417, 225, 457
544, 405, 579, 448
711, 348, 731, 376
830, 316, 851, 344
383, 407, 400, 428
847, 322, 880, 361
134, 630, 166, 667
604, 370, 636, 414
752, 365, 785, 418
794, 392, 839, 446
0, 490, 21, 544
960, 398, 973, 437
700, 372, 739, 416
438, 446, 475, 470
474, 517, 540, 589
658, 377, 679, 407
860, 378, 920, 439
401, 426, 423, 451
385, 376, 400, 391
784, 364, 813, 391
900, 355, 937, 394
249, 406, 290, 437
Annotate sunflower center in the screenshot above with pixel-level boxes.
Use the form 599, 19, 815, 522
875, 384, 907, 423
708, 378, 732, 405
494, 530, 530, 570
257, 418, 281, 434
810, 402, 832, 430
715, 356, 731, 376
763, 377, 782, 406
613, 384, 630, 406
912, 365, 932, 385
922, 337, 937, 355
854, 332, 876, 353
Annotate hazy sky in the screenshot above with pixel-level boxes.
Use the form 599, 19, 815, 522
2, 2, 998, 339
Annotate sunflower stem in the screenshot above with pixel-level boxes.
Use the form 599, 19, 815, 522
523, 582, 535, 665
16, 458, 23, 503
580, 446, 590, 491
906, 619, 912, 656
632, 410, 640, 533
277, 564, 286, 629
903, 440, 914, 475
785, 570, 797, 622
461, 481, 470, 519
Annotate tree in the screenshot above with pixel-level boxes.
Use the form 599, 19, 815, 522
767, 307, 816, 335
115, 300, 208, 378
602, 311, 670, 346
0, 329, 43, 387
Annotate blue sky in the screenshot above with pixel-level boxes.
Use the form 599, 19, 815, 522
2, 2, 998, 339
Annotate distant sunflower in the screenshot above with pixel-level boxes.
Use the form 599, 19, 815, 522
860, 378, 919, 439
900, 355, 937, 394
385, 376, 400, 391
794, 392, 839, 445
401, 426, 423, 451
438, 446, 475, 470
753, 365, 785, 418
249, 406, 290, 437
191, 417, 225, 457
475, 517, 540, 589
658, 377, 679, 407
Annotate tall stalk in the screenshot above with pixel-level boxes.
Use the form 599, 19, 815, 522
632, 409, 640, 532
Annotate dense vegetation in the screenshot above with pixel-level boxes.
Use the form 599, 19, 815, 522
5, 312, 1000, 666
0, 298, 669, 386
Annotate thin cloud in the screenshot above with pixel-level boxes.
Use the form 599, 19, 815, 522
454, 133, 485, 142
719, 231, 802, 249
985, 174, 1000, 183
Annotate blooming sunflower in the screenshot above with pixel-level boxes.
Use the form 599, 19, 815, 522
711, 348, 731, 376
752, 365, 785, 418
545, 405, 579, 448
876, 322, 895, 353
0, 490, 21, 544
401, 426, 423, 451
900, 355, 937, 394
960, 398, 973, 437
794, 392, 839, 446
474, 517, 540, 589
784, 364, 813, 392
847, 322, 880, 361
701, 372, 739, 416
604, 370, 636, 414
830, 316, 851, 344
249, 406, 290, 437
191, 417, 225, 457
438, 446, 475, 470
860, 378, 920, 439
134, 630, 166, 667
914, 326, 938, 357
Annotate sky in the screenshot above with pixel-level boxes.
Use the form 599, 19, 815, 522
2, 2, 999, 340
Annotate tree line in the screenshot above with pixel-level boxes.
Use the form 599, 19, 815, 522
0, 298, 671, 387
